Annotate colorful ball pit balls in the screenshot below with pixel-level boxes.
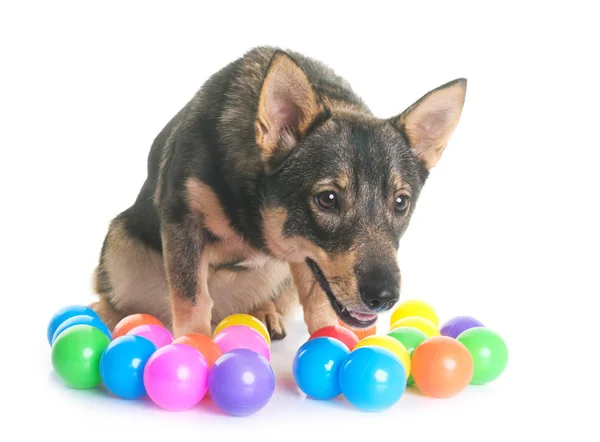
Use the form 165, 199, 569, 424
390, 299, 439, 328
390, 316, 440, 338
172, 333, 222, 368
143, 343, 209, 411
47, 305, 100, 345
51, 324, 110, 389
440, 316, 485, 339
99, 335, 157, 399
309, 325, 359, 351
112, 313, 165, 340
339, 346, 406, 412
387, 326, 428, 385
209, 348, 276, 417
353, 335, 411, 380
213, 325, 271, 362
411, 336, 474, 398
213, 313, 271, 345
127, 324, 173, 349
52, 314, 112, 344
457, 327, 508, 385
292, 337, 350, 400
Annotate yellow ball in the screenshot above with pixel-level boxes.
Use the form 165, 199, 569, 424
213, 314, 270, 345
354, 335, 411, 379
390, 316, 440, 338
389, 299, 439, 327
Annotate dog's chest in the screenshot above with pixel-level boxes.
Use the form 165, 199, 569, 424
205, 238, 292, 323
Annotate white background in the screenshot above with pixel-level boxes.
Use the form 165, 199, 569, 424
1, 1, 598, 440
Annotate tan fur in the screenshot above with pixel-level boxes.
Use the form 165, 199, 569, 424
399, 80, 467, 169
289, 262, 338, 334
255, 52, 325, 163
88, 297, 123, 331
99, 219, 171, 326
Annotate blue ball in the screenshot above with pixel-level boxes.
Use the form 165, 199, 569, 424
339, 346, 406, 412
47, 305, 100, 345
99, 335, 157, 399
292, 337, 350, 400
52, 314, 112, 345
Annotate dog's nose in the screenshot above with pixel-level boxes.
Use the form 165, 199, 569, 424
360, 284, 399, 312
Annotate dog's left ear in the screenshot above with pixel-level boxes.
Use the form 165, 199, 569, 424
390, 78, 467, 170
256, 50, 327, 171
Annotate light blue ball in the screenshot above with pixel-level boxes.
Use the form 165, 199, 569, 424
339, 346, 406, 412
292, 337, 350, 400
47, 305, 100, 345
52, 314, 112, 344
99, 335, 157, 399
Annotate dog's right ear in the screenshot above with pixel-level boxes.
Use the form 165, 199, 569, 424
256, 51, 327, 171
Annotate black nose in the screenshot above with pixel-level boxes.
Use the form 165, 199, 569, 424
360, 285, 399, 312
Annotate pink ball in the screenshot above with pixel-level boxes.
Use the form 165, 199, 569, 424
213, 325, 271, 362
127, 324, 173, 348
143, 343, 209, 411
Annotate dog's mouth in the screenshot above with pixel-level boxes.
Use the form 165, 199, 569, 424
306, 258, 378, 329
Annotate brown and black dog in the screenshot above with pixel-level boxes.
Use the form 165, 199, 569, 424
90, 46, 467, 341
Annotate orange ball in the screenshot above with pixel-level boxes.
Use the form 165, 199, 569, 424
338, 319, 376, 340
172, 333, 222, 368
112, 314, 165, 340
411, 336, 474, 398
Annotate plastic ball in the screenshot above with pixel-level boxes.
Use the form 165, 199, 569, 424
143, 343, 209, 411
127, 324, 173, 348
208, 348, 275, 417
52, 314, 111, 344
112, 313, 165, 340
390, 316, 440, 338
440, 316, 485, 339
213, 314, 271, 345
387, 326, 428, 385
47, 305, 100, 345
213, 325, 271, 362
390, 299, 439, 327
99, 335, 157, 399
457, 327, 508, 385
411, 336, 474, 398
353, 335, 411, 379
51, 324, 110, 389
292, 337, 350, 400
172, 333, 222, 368
309, 325, 359, 351
338, 319, 376, 340
339, 346, 406, 412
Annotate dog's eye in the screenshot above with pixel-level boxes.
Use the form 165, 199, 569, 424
394, 195, 410, 213
316, 191, 338, 210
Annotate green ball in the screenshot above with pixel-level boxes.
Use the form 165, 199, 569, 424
387, 326, 428, 385
457, 327, 508, 385
51, 324, 110, 389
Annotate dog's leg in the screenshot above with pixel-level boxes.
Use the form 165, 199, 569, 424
290, 263, 338, 335
89, 297, 124, 331
250, 282, 298, 340
161, 220, 213, 337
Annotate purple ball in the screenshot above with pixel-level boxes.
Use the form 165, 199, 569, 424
208, 348, 275, 417
440, 316, 485, 338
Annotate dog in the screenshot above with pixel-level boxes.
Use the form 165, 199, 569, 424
89, 46, 467, 341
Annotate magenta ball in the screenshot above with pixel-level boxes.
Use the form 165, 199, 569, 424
143, 343, 209, 411
440, 316, 485, 339
127, 324, 173, 348
213, 325, 271, 362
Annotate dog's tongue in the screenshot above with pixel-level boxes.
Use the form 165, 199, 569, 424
348, 309, 377, 322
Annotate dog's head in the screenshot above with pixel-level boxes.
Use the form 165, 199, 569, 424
259, 51, 466, 328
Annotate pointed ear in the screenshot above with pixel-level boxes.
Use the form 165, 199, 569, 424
255, 51, 327, 170
390, 78, 467, 170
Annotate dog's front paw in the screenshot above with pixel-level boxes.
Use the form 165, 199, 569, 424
252, 308, 287, 341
